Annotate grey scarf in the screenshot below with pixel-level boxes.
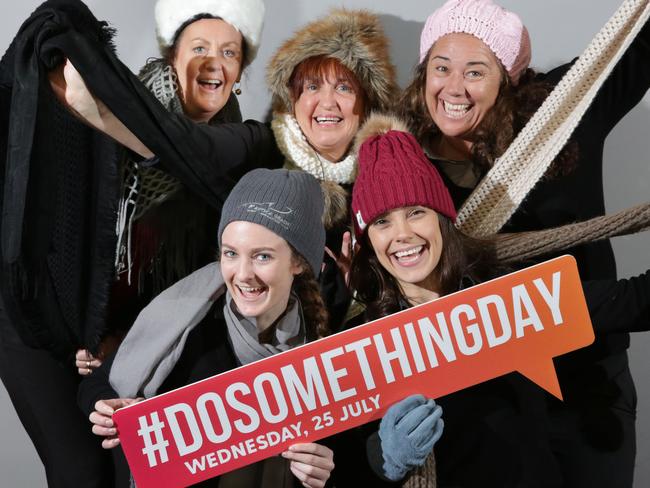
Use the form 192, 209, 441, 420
110, 262, 306, 399
224, 292, 306, 366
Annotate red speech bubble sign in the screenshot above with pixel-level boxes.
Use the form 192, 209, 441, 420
114, 255, 593, 487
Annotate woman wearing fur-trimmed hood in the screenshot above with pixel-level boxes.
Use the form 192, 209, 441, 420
266, 10, 397, 330
267, 9, 397, 231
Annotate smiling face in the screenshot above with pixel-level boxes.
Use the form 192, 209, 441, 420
220, 221, 303, 332
172, 18, 243, 123
425, 33, 504, 152
291, 58, 364, 162
367, 206, 443, 302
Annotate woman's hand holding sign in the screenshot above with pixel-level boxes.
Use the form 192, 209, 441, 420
90, 398, 143, 449
282, 442, 334, 488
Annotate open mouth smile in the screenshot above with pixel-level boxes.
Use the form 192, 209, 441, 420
390, 245, 426, 267
441, 100, 472, 119
198, 78, 223, 90
236, 284, 268, 299
313, 115, 343, 126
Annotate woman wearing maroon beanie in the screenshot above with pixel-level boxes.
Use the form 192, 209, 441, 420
346, 114, 650, 488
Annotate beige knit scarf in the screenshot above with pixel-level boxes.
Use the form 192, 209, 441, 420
455, 0, 650, 263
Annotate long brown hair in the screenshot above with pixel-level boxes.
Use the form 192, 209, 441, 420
399, 50, 578, 178
350, 214, 504, 320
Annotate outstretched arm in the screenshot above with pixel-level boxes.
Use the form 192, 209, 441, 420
584, 269, 650, 334
48, 59, 153, 158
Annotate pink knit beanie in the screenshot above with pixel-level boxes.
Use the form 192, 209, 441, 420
352, 130, 457, 237
419, 0, 531, 85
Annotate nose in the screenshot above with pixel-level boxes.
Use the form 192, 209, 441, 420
444, 71, 466, 98
235, 258, 255, 281
318, 85, 337, 110
393, 217, 414, 242
201, 55, 224, 74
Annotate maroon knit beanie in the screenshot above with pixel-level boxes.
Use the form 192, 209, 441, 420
351, 130, 457, 236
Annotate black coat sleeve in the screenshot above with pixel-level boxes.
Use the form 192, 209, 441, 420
77, 352, 120, 418
321, 420, 402, 488
23, 1, 282, 212
545, 16, 650, 140
583, 270, 650, 334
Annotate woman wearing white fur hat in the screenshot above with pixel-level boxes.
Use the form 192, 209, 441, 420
0, 0, 279, 486
52, 1, 279, 381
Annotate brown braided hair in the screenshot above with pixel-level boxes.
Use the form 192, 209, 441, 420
291, 251, 330, 339
399, 50, 578, 178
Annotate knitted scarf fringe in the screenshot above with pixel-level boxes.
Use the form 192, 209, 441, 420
456, 0, 650, 250
402, 453, 437, 488
495, 202, 650, 262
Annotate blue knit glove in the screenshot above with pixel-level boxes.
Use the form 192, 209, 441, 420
378, 394, 444, 481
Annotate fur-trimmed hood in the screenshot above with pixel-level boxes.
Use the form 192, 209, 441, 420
266, 9, 398, 115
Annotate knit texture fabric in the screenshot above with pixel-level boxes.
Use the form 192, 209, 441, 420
495, 202, 650, 262
218, 169, 326, 276
419, 0, 531, 84
352, 130, 456, 236
403, 454, 437, 488
456, 0, 650, 238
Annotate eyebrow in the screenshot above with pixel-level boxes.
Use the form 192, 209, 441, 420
251, 247, 276, 253
431, 55, 490, 68
190, 38, 240, 48
221, 245, 277, 253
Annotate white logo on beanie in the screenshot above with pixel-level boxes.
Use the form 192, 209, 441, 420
241, 202, 293, 229
356, 210, 366, 231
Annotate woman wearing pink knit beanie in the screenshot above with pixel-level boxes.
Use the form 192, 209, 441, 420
400, 0, 650, 487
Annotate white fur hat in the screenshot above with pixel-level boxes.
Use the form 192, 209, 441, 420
154, 0, 265, 64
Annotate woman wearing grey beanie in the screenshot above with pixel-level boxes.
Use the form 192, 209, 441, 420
78, 169, 334, 488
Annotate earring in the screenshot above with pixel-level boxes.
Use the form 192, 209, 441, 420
234, 82, 242, 96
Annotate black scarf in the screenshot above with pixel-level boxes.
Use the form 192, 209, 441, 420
0, 0, 121, 358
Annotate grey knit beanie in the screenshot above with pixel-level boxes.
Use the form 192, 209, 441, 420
218, 169, 326, 276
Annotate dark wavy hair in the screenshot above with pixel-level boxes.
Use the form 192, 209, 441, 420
349, 214, 505, 320
399, 49, 578, 178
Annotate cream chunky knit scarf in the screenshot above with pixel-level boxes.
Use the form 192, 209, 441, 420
456, 0, 650, 262
271, 113, 357, 184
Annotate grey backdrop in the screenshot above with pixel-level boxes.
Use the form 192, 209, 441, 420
1, 0, 648, 486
